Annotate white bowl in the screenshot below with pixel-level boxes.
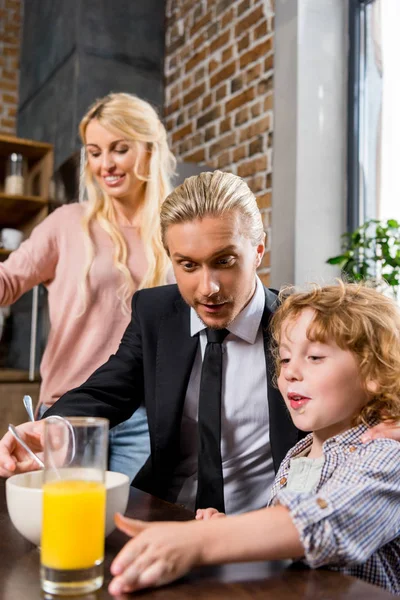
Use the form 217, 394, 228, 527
5, 470, 130, 546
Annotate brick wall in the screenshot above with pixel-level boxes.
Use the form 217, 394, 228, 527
0, 0, 22, 135
165, 0, 274, 285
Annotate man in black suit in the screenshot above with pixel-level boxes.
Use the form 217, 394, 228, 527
0, 171, 300, 513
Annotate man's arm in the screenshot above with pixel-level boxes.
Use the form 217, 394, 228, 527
45, 291, 146, 426
361, 420, 400, 443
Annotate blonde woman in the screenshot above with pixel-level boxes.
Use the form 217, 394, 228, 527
0, 92, 176, 481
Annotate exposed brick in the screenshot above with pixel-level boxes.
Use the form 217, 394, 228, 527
1, 117, 15, 128
234, 107, 248, 126
257, 192, 272, 209
168, 35, 185, 54
182, 74, 192, 90
264, 95, 274, 111
184, 148, 206, 162
165, 99, 180, 116
237, 33, 250, 53
0, 79, 17, 91
185, 47, 208, 73
268, 132, 273, 147
219, 116, 231, 134
266, 172, 272, 188
225, 87, 255, 113
222, 46, 233, 63
216, 0, 232, 16
215, 150, 232, 168
216, 83, 227, 101
240, 38, 273, 68
190, 12, 212, 36
183, 82, 206, 105
202, 93, 212, 111
254, 20, 268, 39
197, 106, 221, 128
210, 60, 236, 88
221, 7, 235, 28
207, 22, 219, 40
176, 112, 185, 126
210, 132, 236, 154
249, 136, 264, 155
1, 92, 17, 104
235, 6, 264, 37
194, 66, 206, 80
264, 53, 274, 72
172, 123, 193, 143
257, 75, 273, 94
231, 76, 243, 94
239, 116, 271, 141
237, 0, 251, 17
2, 46, 18, 56
165, 69, 181, 86
210, 29, 230, 54
246, 173, 265, 193
250, 101, 262, 118
193, 31, 206, 50
205, 125, 216, 141
188, 100, 201, 118
246, 63, 262, 84
233, 144, 247, 162
208, 59, 220, 74
237, 155, 267, 178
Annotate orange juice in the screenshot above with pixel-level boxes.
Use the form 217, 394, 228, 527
41, 480, 106, 570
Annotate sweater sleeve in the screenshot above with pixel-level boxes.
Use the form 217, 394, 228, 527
0, 208, 61, 305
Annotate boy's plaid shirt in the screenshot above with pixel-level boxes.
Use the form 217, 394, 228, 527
268, 422, 400, 595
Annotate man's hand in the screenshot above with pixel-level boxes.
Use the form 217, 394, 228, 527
0, 421, 45, 477
108, 513, 201, 596
361, 420, 400, 443
195, 507, 226, 520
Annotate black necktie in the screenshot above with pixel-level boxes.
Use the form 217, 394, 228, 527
195, 327, 229, 513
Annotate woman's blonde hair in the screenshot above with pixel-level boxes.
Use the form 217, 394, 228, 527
271, 281, 400, 425
78, 92, 176, 314
160, 170, 265, 252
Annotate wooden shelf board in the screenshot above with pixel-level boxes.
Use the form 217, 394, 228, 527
0, 369, 41, 383
0, 193, 48, 227
0, 134, 52, 160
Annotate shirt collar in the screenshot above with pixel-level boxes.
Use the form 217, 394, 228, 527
190, 276, 265, 344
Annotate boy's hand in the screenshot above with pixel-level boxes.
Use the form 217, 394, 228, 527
361, 420, 400, 443
108, 513, 201, 595
195, 507, 226, 520
0, 421, 45, 477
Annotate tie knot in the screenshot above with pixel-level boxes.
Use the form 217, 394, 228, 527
206, 328, 230, 344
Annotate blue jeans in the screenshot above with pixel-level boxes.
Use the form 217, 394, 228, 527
38, 403, 150, 484
108, 405, 150, 483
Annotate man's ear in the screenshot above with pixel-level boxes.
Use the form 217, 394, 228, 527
255, 234, 266, 268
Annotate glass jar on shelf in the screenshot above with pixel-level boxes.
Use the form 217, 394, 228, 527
5, 153, 26, 195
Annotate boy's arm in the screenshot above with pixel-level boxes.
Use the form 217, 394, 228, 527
108, 507, 304, 595
275, 439, 400, 568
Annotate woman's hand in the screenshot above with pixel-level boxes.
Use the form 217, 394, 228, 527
0, 421, 45, 477
361, 420, 400, 443
195, 507, 226, 520
108, 513, 202, 596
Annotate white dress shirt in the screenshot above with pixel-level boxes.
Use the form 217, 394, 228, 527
167, 277, 275, 514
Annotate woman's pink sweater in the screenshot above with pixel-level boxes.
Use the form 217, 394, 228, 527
0, 203, 150, 408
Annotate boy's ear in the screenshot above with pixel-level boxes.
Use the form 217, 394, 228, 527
366, 379, 379, 394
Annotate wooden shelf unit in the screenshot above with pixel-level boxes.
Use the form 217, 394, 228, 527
0, 134, 53, 382
0, 134, 53, 237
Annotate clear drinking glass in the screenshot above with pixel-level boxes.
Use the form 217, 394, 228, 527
40, 417, 109, 596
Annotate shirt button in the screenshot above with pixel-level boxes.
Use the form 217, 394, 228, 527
280, 477, 287, 486
349, 446, 357, 453
316, 498, 328, 509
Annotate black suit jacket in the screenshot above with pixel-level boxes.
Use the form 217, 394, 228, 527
46, 284, 301, 500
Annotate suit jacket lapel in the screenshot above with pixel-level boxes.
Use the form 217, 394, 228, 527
261, 287, 299, 472
154, 296, 199, 463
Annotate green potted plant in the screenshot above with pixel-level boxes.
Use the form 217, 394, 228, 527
326, 218, 400, 301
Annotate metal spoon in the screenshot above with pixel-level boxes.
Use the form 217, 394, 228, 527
23, 395, 35, 422
8, 424, 44, 469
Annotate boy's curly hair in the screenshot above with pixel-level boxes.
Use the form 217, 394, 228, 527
271, 281, 400, 425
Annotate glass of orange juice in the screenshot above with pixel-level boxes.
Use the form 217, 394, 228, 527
40, 416, 109, 596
